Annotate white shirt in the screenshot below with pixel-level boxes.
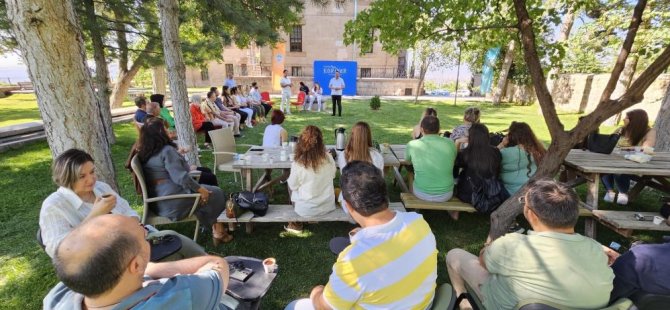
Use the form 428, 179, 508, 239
280, 76, 291, 93
287, 155, 337, 217
262, 124, 285, 147
39, 181, 138, 257
329, 77, 345, 96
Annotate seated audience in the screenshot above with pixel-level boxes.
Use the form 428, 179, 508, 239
285, 161, 437, 310
203, 90, 233, 129
602, 109, 656, 205
137, 117, 232, 245
230, 87, 255, 128
262, 110, 288, 147
451, 106, 481, 149
39, 148, 206, 260
306, 82, 323, 112
145, 101, 160, 118
189, 95, 218, 148
43, 214, 230, 309
243, 85, 267, 122
133, 96, 148, 124
249, 82, 272, 117
150, 94, 175, 129
498, 121, 546, 195
447, 179, 614, 309
222, 86, 248, 128
608, 241, 670, 303
454, 123, 502, 218
412, 107, 437, 139
287, 126, 336, 231
210, 87, 241, 137
406, 115, 457, 202
299, 82, 310, 111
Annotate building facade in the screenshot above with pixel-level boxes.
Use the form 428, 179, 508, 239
184, 0, 418, 96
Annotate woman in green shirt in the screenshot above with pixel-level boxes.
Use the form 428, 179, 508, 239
151, 94, 175, 129
498, 122, 546, 195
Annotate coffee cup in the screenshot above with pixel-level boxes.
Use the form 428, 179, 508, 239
653, 216, 664, 225
289, 153, 295, 161
262, 258, 277, 273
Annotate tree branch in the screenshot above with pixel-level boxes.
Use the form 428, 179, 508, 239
101, 27, 160, 40
512, 0, 563, 140
427, 24, 518, 39
103, 44, 163, 55
599, 0, 646, 103
112, 6, 129, 72
94, 13, 159, 27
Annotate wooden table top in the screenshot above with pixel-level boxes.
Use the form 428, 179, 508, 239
233, 145, 400, 169
593, 210, 670, 233
564, 149, 670, 176
389, 144, 409, 165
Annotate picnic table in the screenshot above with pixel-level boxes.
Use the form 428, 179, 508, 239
233, 145, 401, 192
563, 149, 670, 237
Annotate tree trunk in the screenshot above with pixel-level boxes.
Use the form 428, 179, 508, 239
110, 66, 142, 108
6, 0, 118, 189
492, 40, 516, 105
413, 59, 429, 104
152, 65, 167, 95
409, 48, 416, 79
83, 0, 115, 144
158, 0, 199, 166
655, 82, 670, 152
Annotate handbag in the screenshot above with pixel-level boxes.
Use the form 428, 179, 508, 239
233, 191, 269, 216
469, 176, 510, 214
148, 234, 182, 262
489, 132, 506, 146
226, 193, 243, 219
587, 133, 620, 154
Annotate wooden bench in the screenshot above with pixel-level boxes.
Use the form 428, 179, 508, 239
593, 210, 670, 237
400, 193, 593, 217
218, 202, 406, 233
17, 81, 33, 90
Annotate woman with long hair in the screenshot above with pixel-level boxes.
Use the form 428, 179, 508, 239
136, 117, 232, 245
412, 107, 437, 139
222, 86, 248, 128
39, 148, 207, 259
189, 94, 218, 148
498, 121, 546, 195
230, 86, 256, 128
286, 125, 337, 232
451, 106, 481, 149
454, 123, 502, 219
339, 122, 384, 172
602, 109, 656, 205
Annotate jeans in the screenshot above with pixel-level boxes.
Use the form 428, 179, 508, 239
601, 174, 631, 193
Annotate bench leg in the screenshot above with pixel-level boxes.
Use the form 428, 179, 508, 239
245, 223, 254, 233
584, 173, 599, 238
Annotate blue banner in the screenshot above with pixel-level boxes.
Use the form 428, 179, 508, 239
313, 60, 357, 96
480, 48, 500, 94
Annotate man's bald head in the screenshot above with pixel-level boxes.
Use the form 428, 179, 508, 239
146, 101, 160, 116
54, 215, 143, 297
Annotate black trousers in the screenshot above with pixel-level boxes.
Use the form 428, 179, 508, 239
195, 167, 219, 186
331, 95, 342, 116
261, 103, 272, 116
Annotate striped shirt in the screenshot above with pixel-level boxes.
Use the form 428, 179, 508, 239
323, 211, 437, 309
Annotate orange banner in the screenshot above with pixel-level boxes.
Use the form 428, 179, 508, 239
271, 43, 286, 91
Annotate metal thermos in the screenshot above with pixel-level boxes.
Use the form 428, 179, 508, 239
335, 127, 346, 151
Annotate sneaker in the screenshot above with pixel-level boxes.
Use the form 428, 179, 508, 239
604, 191, 616, 203
617, 193, 629, 205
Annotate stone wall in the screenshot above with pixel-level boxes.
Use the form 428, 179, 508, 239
502, 73, 669, 121
356, 78, 420, 96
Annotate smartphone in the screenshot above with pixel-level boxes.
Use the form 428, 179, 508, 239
229, 267, 254, 282
101, 194, 112, 198
249, 148, 264, 152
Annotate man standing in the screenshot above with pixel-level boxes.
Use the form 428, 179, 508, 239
224, 73, 236, 89
446, 179, 614, 309
280, 69, 292, 115
43, 214, 232, 309
328, 70, 345, 117
286, 161, 438, 309
405, 115, 457, 204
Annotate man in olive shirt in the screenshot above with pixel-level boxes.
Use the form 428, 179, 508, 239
447, 179, 614, 309
405, 115, 456, 202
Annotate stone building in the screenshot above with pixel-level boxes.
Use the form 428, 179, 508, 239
183, 0, 418, 96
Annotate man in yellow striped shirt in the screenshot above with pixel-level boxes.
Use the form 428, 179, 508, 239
285, 161, 438, 310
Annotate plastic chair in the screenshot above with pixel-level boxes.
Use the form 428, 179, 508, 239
260, 91, 274, 106
630, 291, 670, 310
430, 283, 457, 310
290, 91, 306, 112
209, 127, 256, 188
130, 155, 202, 241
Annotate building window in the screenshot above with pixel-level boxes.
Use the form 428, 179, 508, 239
241, 64, 248, 76
200, 67, 209, 81
290, 26, 303, 52
291, 66, 302, 76
225, 64, 234, 76
361, 68, 372, 78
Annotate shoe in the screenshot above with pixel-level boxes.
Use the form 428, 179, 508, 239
616, 193, 629, 205
284, 222, 303, 233
213, 232, 233, 246
246, 124, 253, 128
604, 191, 616, 203
234, 134, 243, 138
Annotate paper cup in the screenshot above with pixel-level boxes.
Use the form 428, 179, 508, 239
653, 216, 664, 225
289, 153, 295, 161
262, 258, 277, 273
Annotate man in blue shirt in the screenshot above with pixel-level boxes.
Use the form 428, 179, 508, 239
133, 96, 148, 123
43, 214, 232, 309
609, 241, 670, 303
224, 74, 237, 89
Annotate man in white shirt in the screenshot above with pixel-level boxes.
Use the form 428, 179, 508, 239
280, 69, 292, 115
328, 70, 345, 117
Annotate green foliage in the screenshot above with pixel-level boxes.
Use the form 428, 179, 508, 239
369, 95, 381, 110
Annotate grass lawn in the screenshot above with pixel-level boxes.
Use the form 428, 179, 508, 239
0, 98, 664, 309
